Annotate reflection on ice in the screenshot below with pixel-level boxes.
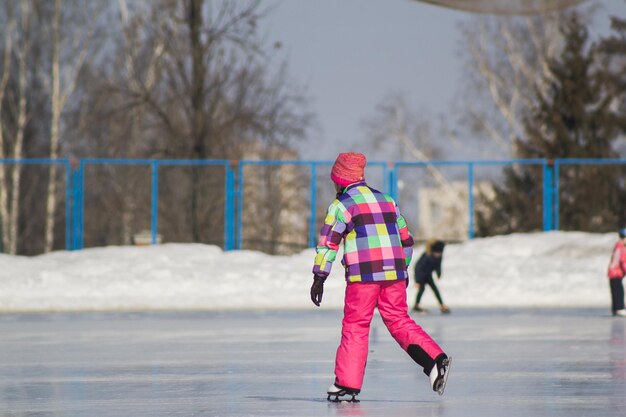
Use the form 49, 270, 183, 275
0, 309, 625, 417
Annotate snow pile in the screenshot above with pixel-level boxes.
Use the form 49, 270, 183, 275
440, 232, 615, 308
0, 232, 618, 312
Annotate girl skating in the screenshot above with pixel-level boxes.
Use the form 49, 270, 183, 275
309, 152, 450, 402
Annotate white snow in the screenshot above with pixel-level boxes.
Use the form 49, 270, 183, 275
0, 232, 618, 312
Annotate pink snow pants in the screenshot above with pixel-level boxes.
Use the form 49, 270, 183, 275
334, 280, 444, 391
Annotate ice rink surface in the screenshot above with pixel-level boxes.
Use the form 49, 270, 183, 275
1, 308, 625, 417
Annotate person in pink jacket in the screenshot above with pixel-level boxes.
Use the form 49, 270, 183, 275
310, 152, 450, 402
608, 228, 626, 317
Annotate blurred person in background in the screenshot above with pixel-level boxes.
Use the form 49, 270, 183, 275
412, 239, 450, 315
608, 228, 626, 317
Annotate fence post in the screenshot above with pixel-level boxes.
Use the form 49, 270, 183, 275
224, 162, 236, 251
468, 162, 475, 240
72, 165, 78, 250
236, 161, 244, 250
388, 165, 398, 202
383, 163, 389, 195
554, 160, 560, 230
150, 160, 159, 245
71, 160, 84, 250
65, 160, 72, 251
542, 160, 554, 231
309, 163, 318, 248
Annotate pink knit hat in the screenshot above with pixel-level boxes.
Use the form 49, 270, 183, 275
330, 152, 366, 187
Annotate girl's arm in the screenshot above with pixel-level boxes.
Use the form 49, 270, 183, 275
395, 204, 415, 267
312, 200, 347, 278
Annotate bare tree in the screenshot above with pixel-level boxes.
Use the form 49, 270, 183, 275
459, 13, 570, 154
115, 0, 309, 245
0, 0, 31, 254
362, 94, 465, 205
62, 0, 311, 250
43, 0, 99, 252
114, 0, 165, 244
359, 94, 481, 240
0, 11, 16, 252
8, 0, 30, 255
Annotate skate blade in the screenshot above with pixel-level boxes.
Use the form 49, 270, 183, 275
327, 394, 360, 403
435, 357, 452, 396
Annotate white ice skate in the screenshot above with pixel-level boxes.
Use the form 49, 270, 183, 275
429, 356, 452, 396
327, 384, 360, 403
615, 309, 626, 317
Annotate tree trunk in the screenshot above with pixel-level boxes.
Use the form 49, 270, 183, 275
0, 17, 15, 252
9, 0, 30, 255
44, 0, 61, 253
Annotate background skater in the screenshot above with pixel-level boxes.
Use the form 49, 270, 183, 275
413, 239, 450, 314
608, 228, 626, 317
310, 152, 451, 402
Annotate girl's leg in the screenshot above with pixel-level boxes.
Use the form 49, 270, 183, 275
334, 282, 379, 391
377, 280, 446, 375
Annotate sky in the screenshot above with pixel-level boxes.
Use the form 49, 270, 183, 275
260, 0, 626, 160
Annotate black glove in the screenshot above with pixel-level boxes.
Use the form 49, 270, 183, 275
310, 275, 326, 307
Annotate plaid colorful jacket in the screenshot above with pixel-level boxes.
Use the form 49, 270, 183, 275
312, 182, 414, 283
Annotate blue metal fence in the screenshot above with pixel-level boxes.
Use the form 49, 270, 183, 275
552, 158, 626, 230
1, 158, 624, 253
73, 159, 234, 250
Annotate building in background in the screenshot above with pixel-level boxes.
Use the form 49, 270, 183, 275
241, 142, 309, 255
417, 181, 494, 241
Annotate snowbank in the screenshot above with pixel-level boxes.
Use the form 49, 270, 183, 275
0, 232, 618, 312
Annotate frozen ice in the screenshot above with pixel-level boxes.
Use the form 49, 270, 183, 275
1, 308, 625, 417
0, 232, 624, 415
